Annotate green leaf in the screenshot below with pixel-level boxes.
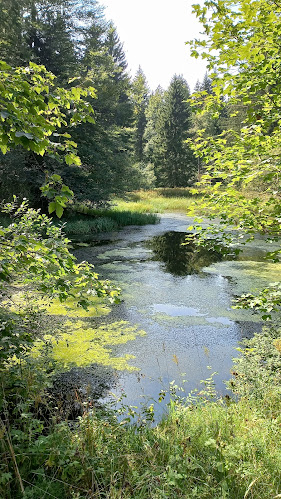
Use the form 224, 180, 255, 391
0, 144, 8, 154
15, 131, 34, 139
55, 203, 64, 218
51, 174, 62, 182
48, 202, 56, 214
65, 153, 81, 166
0, 60, 11, 70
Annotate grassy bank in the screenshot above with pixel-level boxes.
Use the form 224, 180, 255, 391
62, 188, 197, 238
55, 204, 160, 238
0, 189, 195, 240
2, 325, 281, 498
114, 188, 199, 213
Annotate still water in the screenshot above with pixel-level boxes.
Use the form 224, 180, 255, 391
74, 213, 275, 419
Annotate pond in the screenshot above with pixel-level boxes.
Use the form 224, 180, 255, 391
74, 213, 277, 420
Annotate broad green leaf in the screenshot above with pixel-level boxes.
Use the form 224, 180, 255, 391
48, 202, 56, 214
55, 203, 64, 218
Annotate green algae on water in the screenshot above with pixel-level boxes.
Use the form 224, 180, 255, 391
205, 261, 281, 296
6, 291, 147, 371
5, 291, 110, 318
33, 320, 146, 370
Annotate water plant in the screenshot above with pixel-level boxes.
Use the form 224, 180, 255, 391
56, 205, 160, 238
2, 337, 281, 498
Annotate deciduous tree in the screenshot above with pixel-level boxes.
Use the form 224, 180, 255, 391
188, 0, 281, 316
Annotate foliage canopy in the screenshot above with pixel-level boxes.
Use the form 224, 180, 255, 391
189, 0, 281, 224
0, 61, 95, 160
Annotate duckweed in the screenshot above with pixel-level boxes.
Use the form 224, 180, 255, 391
33, 321, 146, 370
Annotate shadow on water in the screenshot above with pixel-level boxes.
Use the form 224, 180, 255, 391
146, 231, 233, 276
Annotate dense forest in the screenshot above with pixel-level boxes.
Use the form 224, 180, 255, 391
0, 0, 240, 210
1, 0, 281, 497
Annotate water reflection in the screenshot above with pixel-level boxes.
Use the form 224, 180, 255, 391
153, 303, 205, 317
146, 231, 228, 276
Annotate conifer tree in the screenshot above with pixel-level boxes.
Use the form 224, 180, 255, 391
0, 0, 135, 205
153, 75, 196, 187
131, 67, 150, 162
201, 72, 213, 94
144, 86, 165, 165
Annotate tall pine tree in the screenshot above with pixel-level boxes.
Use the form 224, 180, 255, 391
153, 75, 196, 187
0, 0, 135, 206
131, 67, 150, 162
143, 86, 164, 169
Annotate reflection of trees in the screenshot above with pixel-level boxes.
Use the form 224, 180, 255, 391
146, 232, 225, 276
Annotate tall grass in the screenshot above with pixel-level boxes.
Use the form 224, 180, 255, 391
54, 205, 159, 238
72, 202, 159, 223
60, 216, 118, 236
113, 188, 200, 213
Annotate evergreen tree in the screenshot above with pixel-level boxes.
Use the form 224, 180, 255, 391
193, 73, 212, 94
106, 24, 128, 78
153, 75, 196, 187
131, 67, 150, 162
0, 0, 78, 82
143, 86, 164, 167
70, 12, 134, 202
0, 0, 135, 206
201, 72, 213, 94
191, 72, 226, 178
0, 0, 31, 66
26, 1, 77, 82
193, 79, 202, 93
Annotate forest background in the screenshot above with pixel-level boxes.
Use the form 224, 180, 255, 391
0, 0, 230, 210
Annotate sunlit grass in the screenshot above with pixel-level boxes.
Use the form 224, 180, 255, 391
63, 205, 160, 236
113, 188, 201, 213
16, 365, 281, 498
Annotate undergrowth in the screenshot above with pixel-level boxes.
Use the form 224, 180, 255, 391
1, 196, 281, 498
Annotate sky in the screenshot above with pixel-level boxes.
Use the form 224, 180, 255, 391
102, 0, 207, 92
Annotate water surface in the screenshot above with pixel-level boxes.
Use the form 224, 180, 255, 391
74, 213, 276, 419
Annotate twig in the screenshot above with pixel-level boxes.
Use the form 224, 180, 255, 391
0, 418, 25, 494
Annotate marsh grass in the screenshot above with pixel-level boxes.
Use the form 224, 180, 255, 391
71, 203, 159, 223
3, 328, 281, 498
113, 188, 200, 213
60, 204, 160, 238
61, 216, 119, 236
